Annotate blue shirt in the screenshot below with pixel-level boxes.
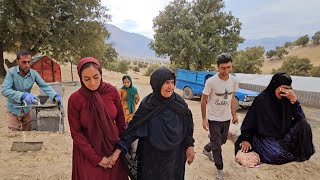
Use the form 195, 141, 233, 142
1, 66, 58, 116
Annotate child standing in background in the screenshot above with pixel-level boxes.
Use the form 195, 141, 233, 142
119, 75, 140, 123
119, 75, 140, 159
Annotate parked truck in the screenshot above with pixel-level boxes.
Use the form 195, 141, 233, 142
175, 69, 259, 109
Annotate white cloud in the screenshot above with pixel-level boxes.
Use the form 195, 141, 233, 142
102, 0, 171, 38
225, 0, 320, 39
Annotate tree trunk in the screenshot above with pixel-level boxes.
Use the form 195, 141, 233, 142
0, 44, 7, 78
70, 61, 74, 81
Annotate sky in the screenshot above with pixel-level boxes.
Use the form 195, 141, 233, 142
102, 0, 320, 40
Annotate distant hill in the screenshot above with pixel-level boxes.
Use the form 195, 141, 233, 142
106, 24, 161, 60
238, 36, 300, 51
106, 24, 312, 60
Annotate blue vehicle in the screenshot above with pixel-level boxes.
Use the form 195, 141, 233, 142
175, 69, 259, 109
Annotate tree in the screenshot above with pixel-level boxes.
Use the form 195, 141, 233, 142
266, 46, 288, 59
133, 66, 140, 73
144, 64, 160, 76
266, 50, 277, 59
0, 0, 116, 78
294, 35, 309, 46
151, 0, 243, 71
138, 62, 148, 68
277, 56, 313, 76
117, 61, 130, 74
275, 46, 288, 59
310, 65, 320, 77
312, 31, 320, 46
233, 46, 264, 74
284, 41, 293, 48
104, 61, 118, 72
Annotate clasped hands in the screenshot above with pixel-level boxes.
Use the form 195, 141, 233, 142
98, 149, 121, 169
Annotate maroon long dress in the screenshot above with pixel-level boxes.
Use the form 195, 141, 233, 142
68, 82, 128, 180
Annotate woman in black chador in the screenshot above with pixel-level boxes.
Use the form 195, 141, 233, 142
115, 67, 195, 180
235, 72, 315, 164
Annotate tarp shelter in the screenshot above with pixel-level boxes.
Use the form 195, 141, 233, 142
31, 56, 62, 82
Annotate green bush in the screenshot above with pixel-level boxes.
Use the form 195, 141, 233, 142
133, 66, 140, 73
284, 41, 293, 48
144, 64, 160, 76
104, 60, 129, 74
266, 50, 276, 59
294, 35, 309, 46
138, 62, 148, 68
277, 56, 312, 76
118, 61, 130, 74
312, 31, 320, 46
104, 61, 119, 72
310, 65, 320, 77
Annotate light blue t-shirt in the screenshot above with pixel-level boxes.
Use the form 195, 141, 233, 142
1, 66, 58, 116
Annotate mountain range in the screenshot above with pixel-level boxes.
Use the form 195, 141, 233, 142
106, 24, 158, 59
106, 24, 300, 59
238, 36, 299, 51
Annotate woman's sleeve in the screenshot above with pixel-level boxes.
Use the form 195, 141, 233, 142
118, 89, 123, 102
184, 115, 195, 148
116, 104, 148, 153
114, 90, 126, 134
135, 93, 140, 105
291, 101, 305, 121
68, 96, 102, 166
116, 134, 138, 154
238, 99, 258, 144
234, 130, 254, 155
237, 130, 253, 143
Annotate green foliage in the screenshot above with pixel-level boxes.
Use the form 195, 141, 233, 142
133, 66, 140, 73
144, 64, 160, 76
138, 62, 148, 68
117, 61, 130, 74
266, 50, 277, 59
150, 0, 243, 71
294, 35, 309, 46
104, 61, 119, 72
266, 46, 288, 59
275, 46, 288, 59
104, 60, 129, 74
284, 41, 293, 48
310, 65, 320, 77
271, 68, 277, 74
0, 0, 116, 77
233, 46, 264, 74
312, 31, 320, 46
277, 56, 313, 76
133, 61, 138, 65
168, 61, 179, 72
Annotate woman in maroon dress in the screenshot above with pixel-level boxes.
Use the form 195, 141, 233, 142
68, 57, 128, 180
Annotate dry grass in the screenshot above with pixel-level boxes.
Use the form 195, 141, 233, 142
261, 45, 320, 74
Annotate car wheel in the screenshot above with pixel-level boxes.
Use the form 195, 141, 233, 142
183, 87, 193, 100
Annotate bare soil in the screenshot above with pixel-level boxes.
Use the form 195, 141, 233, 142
0, 64, 319, 180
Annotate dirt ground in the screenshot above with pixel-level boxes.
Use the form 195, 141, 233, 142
0, 64, 319, 180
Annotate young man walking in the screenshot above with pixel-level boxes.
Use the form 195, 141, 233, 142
201, 53, 239, 180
